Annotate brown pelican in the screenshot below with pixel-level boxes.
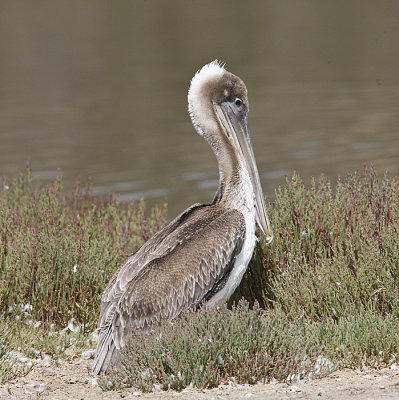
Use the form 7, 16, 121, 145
92, 61, 273, 374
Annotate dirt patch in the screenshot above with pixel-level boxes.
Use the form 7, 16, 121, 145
1, 357, 399, 400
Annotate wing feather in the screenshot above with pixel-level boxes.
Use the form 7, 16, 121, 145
93, 206, 245, 374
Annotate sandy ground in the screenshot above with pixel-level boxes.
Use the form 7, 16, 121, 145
1, 357, 399, 400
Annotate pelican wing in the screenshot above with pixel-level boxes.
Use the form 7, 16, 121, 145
93, 206, 245, 373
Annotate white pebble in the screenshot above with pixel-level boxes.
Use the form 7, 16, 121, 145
41, 354, 52, 367
152, 384, 161, 392
67, 318, 80, 333
26, 383, 46, 393
89, 377, 98, 386
81, 349, 96, 360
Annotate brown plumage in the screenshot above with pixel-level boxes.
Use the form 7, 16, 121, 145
93, 61, 273, 374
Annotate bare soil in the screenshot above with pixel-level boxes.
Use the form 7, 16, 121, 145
1, 357, 399, 400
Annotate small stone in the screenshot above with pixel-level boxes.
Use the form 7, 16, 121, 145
81, 349, 96, 360
44, 368, 56, 376
90, 329, 99, 343
106, 380, 114, 390
29, 348, 40, 357
41, 354, 52, 367
26, 383, 46, 393
89, 378, 98, 386
67, 318, 81, 333
152, 384, 161, 392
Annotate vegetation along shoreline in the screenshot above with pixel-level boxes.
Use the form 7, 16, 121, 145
0, 165, 398, 392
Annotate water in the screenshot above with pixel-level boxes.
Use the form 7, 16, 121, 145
1, 0, 398, 217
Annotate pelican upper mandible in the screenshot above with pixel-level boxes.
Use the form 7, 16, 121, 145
92, 61, 273, 374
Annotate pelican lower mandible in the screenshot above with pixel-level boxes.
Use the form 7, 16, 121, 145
92, 60, 273, 374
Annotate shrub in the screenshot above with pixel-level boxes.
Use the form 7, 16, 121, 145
1, 165, 398, 390
108, 303, 399, 392
233, 167, 399, 321
108, 302, 319, 392
0, 166, 167, 332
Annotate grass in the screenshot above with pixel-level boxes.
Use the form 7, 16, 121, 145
0, 323, 18, 383
0, 316, 91, 384
105, 303, 399, 392
233, 168, 398, 321
0, 166, 166, 332
108, 302, 318, 392
0, 165, 398, 390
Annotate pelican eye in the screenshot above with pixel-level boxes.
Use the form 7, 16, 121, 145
234, 97, 243, 107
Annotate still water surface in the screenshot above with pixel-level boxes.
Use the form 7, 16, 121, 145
1, 1, 398, 217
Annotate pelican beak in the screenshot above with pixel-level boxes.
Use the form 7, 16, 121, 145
214, 102, 273, 243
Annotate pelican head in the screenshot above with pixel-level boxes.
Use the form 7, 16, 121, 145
188, 60, 273, 243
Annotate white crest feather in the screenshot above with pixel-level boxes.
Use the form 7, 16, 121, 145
188, 60, 226, 136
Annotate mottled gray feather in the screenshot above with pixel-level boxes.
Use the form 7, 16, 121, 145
93, 204, 245, 374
